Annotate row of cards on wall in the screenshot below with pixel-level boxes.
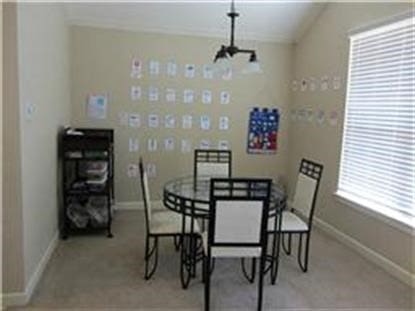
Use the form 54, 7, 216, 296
119, 113, 230, 130
129, 87, 231, 105
292, 75, 342, 92
291, 109, 339, 126
130, 58, 232, 80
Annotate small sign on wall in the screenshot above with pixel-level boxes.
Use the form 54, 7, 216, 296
247, 107, 280, 154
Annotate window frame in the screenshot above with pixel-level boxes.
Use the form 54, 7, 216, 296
336, 16, 415, 232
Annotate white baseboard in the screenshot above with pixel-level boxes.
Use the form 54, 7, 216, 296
2, 231, 59, 308
314, 216, 415, 288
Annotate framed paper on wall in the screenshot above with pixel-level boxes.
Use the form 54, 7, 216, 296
247, 107, 279, 154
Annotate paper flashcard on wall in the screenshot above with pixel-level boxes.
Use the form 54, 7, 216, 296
165, 88, 176, 103
200, 115, 211, 130
203, 64, 214, 79
329, 111, 339, 126
300, 79, 308, 92
127, 164, 139, 178
182, 115, 193, 129
220, 91, 230, 105
164, 114, 175, 128
149, 60, 160, 76
119, 111, 129, 126
130, 86, 142, 101
129, 113, 141, 128
146, 163, 157, 178
200, 139, 210, 150
222, 67, 232, 80
202, 90, 212, 105
320, 76, 329, 91
183, 89, 195, 104
184, 64, 196, 78
309, 77, 317, 92
316, 110, 326, 126
130, 57, 142, 79
87, 94, 108, 120
164, 138, 175, 151
129, 138, 139, 152
291, 80, 299, 92
181, 139, 192, 153
147, 138, 158, 152
218, 140, 230, 150
166, 60, 177, 77
332, 76, 341, 90
148, 114, 159, 128
148, 86, 159, 102
219, 116, 229, 130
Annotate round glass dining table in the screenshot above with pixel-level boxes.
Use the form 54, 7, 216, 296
163, 175, 287, 219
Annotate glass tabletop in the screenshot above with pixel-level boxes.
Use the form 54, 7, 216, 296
163, 175, 287, 218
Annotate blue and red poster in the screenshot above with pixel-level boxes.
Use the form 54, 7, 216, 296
247, 107, 279, 154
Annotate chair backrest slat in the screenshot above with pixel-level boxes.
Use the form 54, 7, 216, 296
209, 178, 271, 249
139, 158, 152, 230
194, 149, 231, 179
293, 159, 323, 222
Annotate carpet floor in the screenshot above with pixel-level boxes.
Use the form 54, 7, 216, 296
11, 210, 414, 310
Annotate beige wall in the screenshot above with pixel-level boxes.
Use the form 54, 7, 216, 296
70, 26, 292, 202
2, 2, 25, 294
289, 2, 414, 274
17, 3, 71, 286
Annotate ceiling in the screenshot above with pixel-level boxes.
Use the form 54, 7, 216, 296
64, 1, 327, 43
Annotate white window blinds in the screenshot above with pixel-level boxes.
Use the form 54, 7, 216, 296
338, 17, 415, 218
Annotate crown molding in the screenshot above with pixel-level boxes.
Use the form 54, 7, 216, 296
66, 17, 294, 44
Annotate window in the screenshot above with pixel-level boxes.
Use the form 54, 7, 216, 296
337, 17, 414, 223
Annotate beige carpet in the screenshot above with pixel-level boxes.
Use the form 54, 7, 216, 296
11, 210, 413, 310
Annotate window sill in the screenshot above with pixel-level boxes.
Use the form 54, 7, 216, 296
334, 191, 415, 235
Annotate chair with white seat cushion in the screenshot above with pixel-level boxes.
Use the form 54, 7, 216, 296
268, 158, 323, 275
139, 157, 200, 280
194, 149, 231, 180
203, 178, 272, 311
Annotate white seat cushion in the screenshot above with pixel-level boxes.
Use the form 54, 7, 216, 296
268, 211, 309, 232
201, 232, 261, 258
150, 210, 200, 235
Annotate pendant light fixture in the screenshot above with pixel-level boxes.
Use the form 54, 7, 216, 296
213, 0, 261, 74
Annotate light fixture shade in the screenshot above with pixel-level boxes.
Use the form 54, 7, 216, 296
212, 56, 232, 76
242, 59, 262, 74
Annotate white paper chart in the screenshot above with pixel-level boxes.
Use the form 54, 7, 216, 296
127, 164, 139, 178
182, 115, 193, 129
130, 58, 142, 79
129, 138, 139, 152
202, 90, 212, 104
87, 94, 108, 120
183, 89, 195, 104
149, 60, 160, 76
164, 138, 175, 151
184, 64, 195, 78
147, 138, 158, 151
203, 64, 214, 79
220, 91, 230, 105
218, 140, 229, 150
200, 115, 210, 130
164, 114, 175, 128
166, 61, 177, 77
146, 163, 157, 178
200, 139, 210, 149
130, 86, 141, 101
148, 86, 159, 102
129, 113, 141, 128
219, 116, 229, 130
165, 88, 176, 103
148, 114, 159, 128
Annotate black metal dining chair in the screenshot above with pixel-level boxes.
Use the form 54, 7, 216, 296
194, 149, 232, 179
139, 157, 200, 280
203, 178, 272, 311
268, 158, 323, 279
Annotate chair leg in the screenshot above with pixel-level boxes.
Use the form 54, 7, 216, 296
144, 236, 159, 280
282, 233, 292, 255
241, 258, 256, 283
270, 231, 281, 285
298, 232, 311, 272
180, 235, 191, 289
257, 255, 265, 311
204, 253, 211, 311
